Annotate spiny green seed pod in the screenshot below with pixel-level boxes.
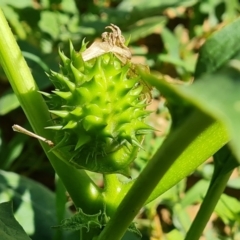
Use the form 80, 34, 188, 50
45, 27, 152, 176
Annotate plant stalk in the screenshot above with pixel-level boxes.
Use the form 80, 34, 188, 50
184, 169, 233, 240
97, 110, 214, 240
0, 8, 102, 213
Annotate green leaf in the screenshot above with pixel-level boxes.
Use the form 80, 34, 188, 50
227, 177, 240, 189
128, 222, 142, 237
0, 0, 32, 9
125, 16, 166, 43
0, 170, 78, 240
138, 71, 229, 204
161, 27, 180, 57
142, 43, 240, 163
180, 63, 240, 162
166, 229, 184, 240
190, 19, 240, 163
0, 132, 25, 169
215, 193, 240, 225
105, 0, 197, 28
195, 18, 240, 78
1, 5, 26, 39
0, 201, 31, 240
22, 52, 49, 72
139, 61, 240, 206
0, 91, 19, 115
18, 41, 58, 90
54, 208, 102, 231
122, 231, 141, 240
180, 179, 210, 208
118, 0, 197, 12
54, 207, 141, 237
39, 11, 60, 40
61, 0, 78, 14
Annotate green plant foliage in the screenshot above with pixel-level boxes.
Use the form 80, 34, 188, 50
195, 18, 240, 78
0, 0, 32, 9
125, 16, 166, 43
0, 201, 31, 240
0, 129, 25, 170
1, 1, 240, 239
54, 206, 142, 237
0, 91, 19, 115
215, 193, 240, 225
54, 208, 103, 231
182, 68, 240, 160
0, 170, 78, 240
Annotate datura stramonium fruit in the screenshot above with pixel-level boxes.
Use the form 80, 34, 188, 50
45, 24, 153, 176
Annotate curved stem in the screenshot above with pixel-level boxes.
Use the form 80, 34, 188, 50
97, 110, 215, 240
0, 8, 102, 213
115, 117, 229, 208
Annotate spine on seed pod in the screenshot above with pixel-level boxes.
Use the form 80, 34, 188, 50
44, 24, 153, 176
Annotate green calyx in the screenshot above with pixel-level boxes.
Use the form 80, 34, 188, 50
53, 206, 141, 237
45, 37, 152, 176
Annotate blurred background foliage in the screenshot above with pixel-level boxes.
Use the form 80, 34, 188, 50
1, 0, 240, 239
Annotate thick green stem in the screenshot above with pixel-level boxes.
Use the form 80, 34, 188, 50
97, 110, 215, 240
0, 8, 102, 213
184, 169, 233, 240
114, 115, 228, 208
109, 68, 229, 208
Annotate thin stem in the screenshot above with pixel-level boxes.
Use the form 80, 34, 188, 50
184, 169, 233, 240
0, 8, 102, 213
103, 174, 124, 217
97, 110, 214, 240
